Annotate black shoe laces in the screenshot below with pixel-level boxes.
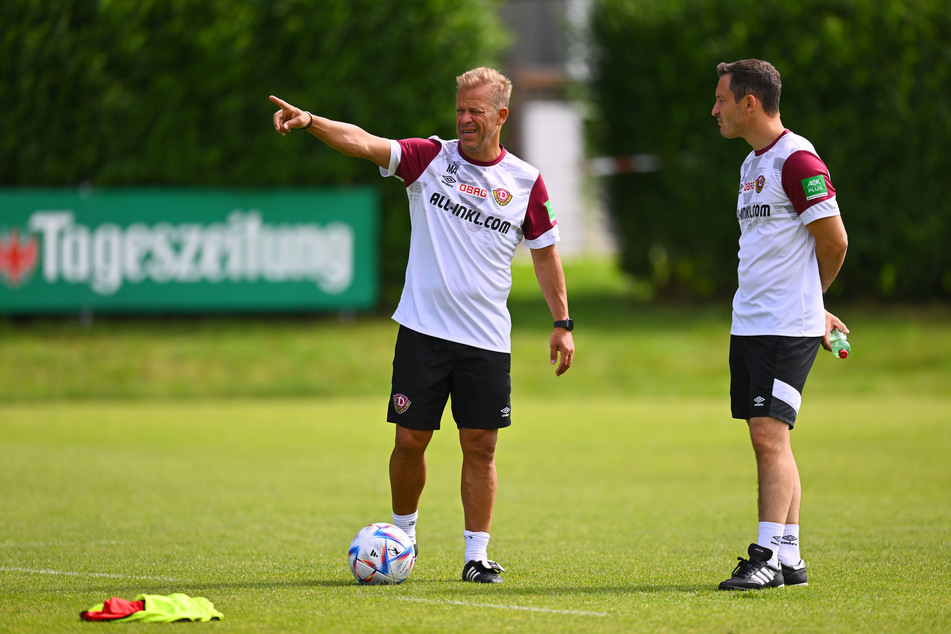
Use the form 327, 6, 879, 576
730, 556, 766, 579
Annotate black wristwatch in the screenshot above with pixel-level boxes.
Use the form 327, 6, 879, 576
553, 319, 574, 331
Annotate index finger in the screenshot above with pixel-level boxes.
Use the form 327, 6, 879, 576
269, 95, 291, 110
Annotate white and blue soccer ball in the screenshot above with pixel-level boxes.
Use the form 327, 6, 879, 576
347, 523, 415, 585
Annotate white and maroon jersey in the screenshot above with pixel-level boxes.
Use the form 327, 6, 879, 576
732, 130, 841, 337
380, 137, 560, 353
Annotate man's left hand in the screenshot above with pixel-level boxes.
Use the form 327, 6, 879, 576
550, 330, 574, 376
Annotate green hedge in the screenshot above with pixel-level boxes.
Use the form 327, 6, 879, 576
1, 0, 509, 309
587, 0, 951, 300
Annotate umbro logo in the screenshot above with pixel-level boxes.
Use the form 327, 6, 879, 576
442, 174, 457, 185
501, 407, 511, 418
753, 396, 766, 407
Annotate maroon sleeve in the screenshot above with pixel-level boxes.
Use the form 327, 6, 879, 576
394, 138, 442, 186
522, 174, 557, 242
781, 150, 837, 216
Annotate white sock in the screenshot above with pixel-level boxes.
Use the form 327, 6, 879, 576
392, 511, 418, 546
757, 521, 784, 565
779, 524, 802, 566
463, 530, 490, 564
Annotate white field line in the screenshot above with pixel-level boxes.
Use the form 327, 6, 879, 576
5, 568, 609, 617
0, 567, 181, 583
396, 596, 608, 617
1, 540, 121, 548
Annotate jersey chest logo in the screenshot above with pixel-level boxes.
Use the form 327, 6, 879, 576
741, 175, 767, 194
493, 188, 513, 206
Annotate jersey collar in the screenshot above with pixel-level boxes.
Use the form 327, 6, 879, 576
457, 142, 507, 166
754, 129, 791, 156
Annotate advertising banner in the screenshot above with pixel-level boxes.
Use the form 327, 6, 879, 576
0, 188, 379, 313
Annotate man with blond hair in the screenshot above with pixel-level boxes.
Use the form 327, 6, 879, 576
271, 67, 574, 583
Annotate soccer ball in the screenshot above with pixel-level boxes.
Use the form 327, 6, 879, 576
347, 523, 415, 585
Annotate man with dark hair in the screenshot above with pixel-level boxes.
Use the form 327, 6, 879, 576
712, 59, 849, 590
271, 67, 574, 584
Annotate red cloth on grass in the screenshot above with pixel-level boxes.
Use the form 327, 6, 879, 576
80, 597, 145, 621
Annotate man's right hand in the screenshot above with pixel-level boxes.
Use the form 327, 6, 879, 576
270, 95, 309, 136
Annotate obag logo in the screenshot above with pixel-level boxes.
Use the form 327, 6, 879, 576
459, 182, 488, 199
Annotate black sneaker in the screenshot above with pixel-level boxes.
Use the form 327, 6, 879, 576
718, 544, 784, 590
781, 560, 808, 586
462, 559, 505, 583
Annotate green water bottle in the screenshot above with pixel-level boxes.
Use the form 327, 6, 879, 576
830, 327, 851, 359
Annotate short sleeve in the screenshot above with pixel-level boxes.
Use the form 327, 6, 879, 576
523, 174, 560, 248
378, 138, 442, 186
781, 150, 837, 216
378, 139, 403, 179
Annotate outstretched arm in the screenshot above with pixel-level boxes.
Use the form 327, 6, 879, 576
531, 244, 574, 376
269, 95, 391, 169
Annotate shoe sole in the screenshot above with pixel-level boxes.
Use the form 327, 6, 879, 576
718, 582, 784, 591
463, 577, 505, 584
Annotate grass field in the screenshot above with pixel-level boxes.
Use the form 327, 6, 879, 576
2, 259, 950, 631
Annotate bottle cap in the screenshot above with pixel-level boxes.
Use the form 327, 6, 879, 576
838, 349, 848, 359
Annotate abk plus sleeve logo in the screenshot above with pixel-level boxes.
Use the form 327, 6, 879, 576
801, 175, 828, 201
0, 230, 39, 288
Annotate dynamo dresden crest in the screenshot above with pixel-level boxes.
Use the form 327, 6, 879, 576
0, 229, 39, 288
493, 188, 513, 206
393, 394, 412, 414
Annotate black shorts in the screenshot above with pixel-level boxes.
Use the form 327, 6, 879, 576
387, 326, 512, 431
729, 335, 822, 428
